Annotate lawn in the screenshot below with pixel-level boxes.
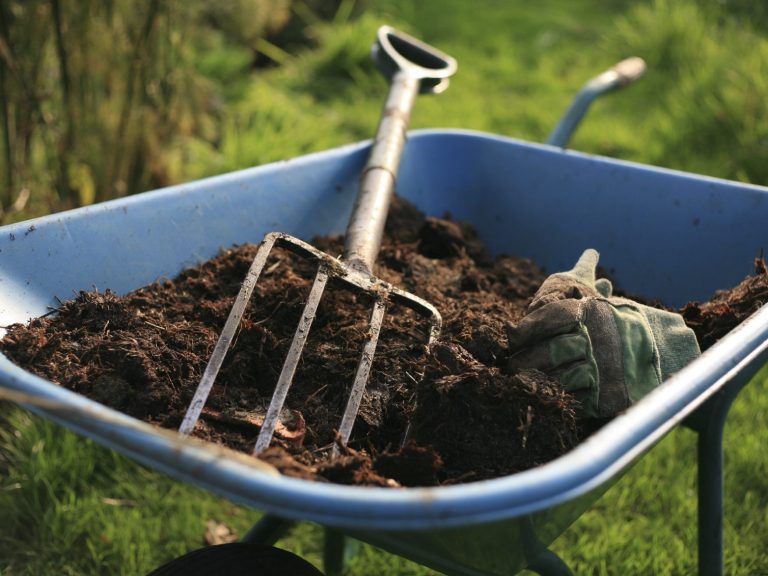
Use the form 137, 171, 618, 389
1, 0, 767, 574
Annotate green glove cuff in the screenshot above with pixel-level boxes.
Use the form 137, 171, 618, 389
638, 303, 702, 380
600, 297, 701, 407
603, 298, 663, 404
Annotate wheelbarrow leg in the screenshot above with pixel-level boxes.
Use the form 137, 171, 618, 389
526, 548, 574, 576
323, 528, 346, 576
241, 515, 296, 546
697, 402, 725, 576
241, 516, 349, 575
523, 516, 574, 576
687, 368, 756, 576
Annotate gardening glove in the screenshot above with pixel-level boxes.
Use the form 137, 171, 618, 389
506, 249, 700, 419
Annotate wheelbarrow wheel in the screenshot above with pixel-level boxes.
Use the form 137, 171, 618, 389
146, 543, 324, 576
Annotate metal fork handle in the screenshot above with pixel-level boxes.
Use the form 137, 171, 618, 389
342, 27, 457, 273
181, 28, 454, 453
342, 72, 418, 273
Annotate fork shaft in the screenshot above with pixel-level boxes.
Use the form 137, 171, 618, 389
189, 28, 453, 459
342, 71, 419, 273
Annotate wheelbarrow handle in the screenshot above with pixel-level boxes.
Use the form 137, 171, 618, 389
342, 26, 457, 273
546, 56, 647, 148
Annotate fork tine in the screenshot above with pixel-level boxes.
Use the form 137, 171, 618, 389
332, 297, 387, 456
179, 234, 278, 436
182, 231, 443, 456
253, 265, 330, 454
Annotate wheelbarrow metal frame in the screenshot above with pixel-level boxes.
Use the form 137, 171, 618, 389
1, 129, 766, 575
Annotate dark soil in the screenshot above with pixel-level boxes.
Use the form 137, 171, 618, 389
681, 255, 768, 351
1, 197, 766, 487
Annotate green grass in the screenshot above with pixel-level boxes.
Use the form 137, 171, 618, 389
2, 0, 768, 574
549, 365, 768, 575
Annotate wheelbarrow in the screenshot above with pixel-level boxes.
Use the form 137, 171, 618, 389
1, 69, 767, 576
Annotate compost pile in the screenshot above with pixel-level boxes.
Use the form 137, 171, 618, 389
1, 198, 766, 487
681, 254, 768, 351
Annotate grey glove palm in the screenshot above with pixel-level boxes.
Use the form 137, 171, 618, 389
506, 249, 700, 419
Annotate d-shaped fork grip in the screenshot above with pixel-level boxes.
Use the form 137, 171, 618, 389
341, 26, 457, 274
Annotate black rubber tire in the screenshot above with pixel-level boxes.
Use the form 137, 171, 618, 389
147, 543, 324, 576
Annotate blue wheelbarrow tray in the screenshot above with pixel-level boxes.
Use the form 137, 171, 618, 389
1, 129, 767, 575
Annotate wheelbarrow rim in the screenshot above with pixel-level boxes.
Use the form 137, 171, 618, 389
1, 129, 767, 531
3, 301, 766, 531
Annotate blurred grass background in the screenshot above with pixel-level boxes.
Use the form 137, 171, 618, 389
1, 0, 767, 574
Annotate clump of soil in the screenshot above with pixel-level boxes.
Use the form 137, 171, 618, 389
682, 255, 768, 351
415, 343, 577, 482
1, 198, 766, 487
